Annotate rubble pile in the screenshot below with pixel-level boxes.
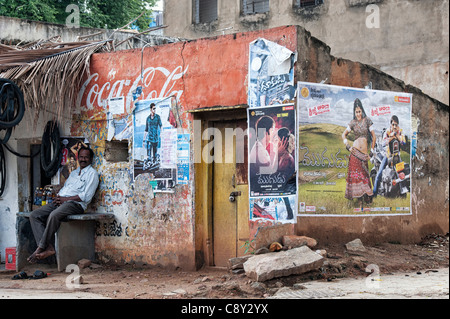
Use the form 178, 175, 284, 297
229, 235, 328, 282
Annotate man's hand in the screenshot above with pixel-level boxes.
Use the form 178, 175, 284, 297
54, 195, 64, 207
278, 136, 289, 152
54, 195, 82, 207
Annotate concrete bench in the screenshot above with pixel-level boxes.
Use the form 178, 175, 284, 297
16, 211, 115, 272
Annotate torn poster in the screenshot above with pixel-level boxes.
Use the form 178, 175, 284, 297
106, 97, 132, 141
248, 38, 297, 108
250, 195, 297, 224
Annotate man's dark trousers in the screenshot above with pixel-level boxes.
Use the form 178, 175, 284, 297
29, 202, 84, 250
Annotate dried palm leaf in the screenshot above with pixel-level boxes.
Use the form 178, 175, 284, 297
0, 40, 110, 128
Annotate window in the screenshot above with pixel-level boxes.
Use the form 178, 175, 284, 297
294, 0, 323, 8
105, 141, 129, 163
243, 0, 270, 15
149, 11, 164, 27
194, 0, 218, 24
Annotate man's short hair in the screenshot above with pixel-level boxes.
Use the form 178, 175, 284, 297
391, 115, 399, 125
79, 146, 94, 161
256, 116, 274, 135
277, 127, 290, 140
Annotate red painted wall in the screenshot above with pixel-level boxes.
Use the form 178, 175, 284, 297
77, 26, 297, 114
73, 26, 298, 269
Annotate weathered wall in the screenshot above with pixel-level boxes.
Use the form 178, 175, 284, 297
294, 26, 449, 245
0, 16, 171, 49
3, 25, 447, 268
73, 25, 448, 270
163, 0, 449, 105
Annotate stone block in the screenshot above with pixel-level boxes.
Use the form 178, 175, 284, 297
243, 246, 324, 282
228, 255, 253, 270
282, 235, 317, 249
345, 238, 367, 255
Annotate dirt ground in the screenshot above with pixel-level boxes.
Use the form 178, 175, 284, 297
1, 233, 448, 299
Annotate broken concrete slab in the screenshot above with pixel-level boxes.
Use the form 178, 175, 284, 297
345, 238, 367, 255
243, 246, 324, 282
228, 255, 253, 270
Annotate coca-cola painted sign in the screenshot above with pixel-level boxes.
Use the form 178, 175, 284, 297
77, 65, 189, 111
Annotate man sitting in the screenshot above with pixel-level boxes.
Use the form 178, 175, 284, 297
27, 146, 99, 263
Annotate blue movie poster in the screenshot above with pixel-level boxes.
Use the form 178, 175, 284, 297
248, 38, 296, 108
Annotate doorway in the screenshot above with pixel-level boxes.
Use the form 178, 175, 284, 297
211, 118, 249, 267
194, 109, 249, 268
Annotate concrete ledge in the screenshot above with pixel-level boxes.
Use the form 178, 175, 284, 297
16, 211, 115, 272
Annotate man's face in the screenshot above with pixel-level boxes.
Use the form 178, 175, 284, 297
78, 149, 92, 169
151, 106, 156, 114
391, 121, 399, 133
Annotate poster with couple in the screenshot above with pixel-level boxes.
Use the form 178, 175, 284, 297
297, 82, 413, 216
248, 103, 298, 224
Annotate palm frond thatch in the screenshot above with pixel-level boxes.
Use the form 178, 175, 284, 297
0, 40, 111, 127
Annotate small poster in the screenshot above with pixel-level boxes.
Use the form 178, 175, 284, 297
248, 38, 296, 108
106, 96, 132, 142
58, 137, 89, 185
177, 133, 190, 185
250, 196, 297, 224
160, 129, 178, 169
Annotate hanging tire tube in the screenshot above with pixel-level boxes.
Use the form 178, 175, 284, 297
0, 144, 6, 197
0, 78, 25, 128
41, 120, 62, 178
0, 78, 25, 144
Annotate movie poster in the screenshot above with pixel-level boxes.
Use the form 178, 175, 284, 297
248, 104, 297, 197
59, 137, 90, 185
177, 133, 190, 185
250, 196, 297, 224
133, 98, 177, 192
248, 38, 296, 108
106, 96, 132, 141
297, 82, 413, 216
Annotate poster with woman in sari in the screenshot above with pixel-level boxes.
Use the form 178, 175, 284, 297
297, 82, 412, 216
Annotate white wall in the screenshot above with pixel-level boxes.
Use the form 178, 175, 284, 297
0, 107, 71, 263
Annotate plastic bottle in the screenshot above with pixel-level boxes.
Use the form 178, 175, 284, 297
37, 188, 43, 206
41, 187, 47, 206
34, 187, 40, 205
46, 188, 53, 204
